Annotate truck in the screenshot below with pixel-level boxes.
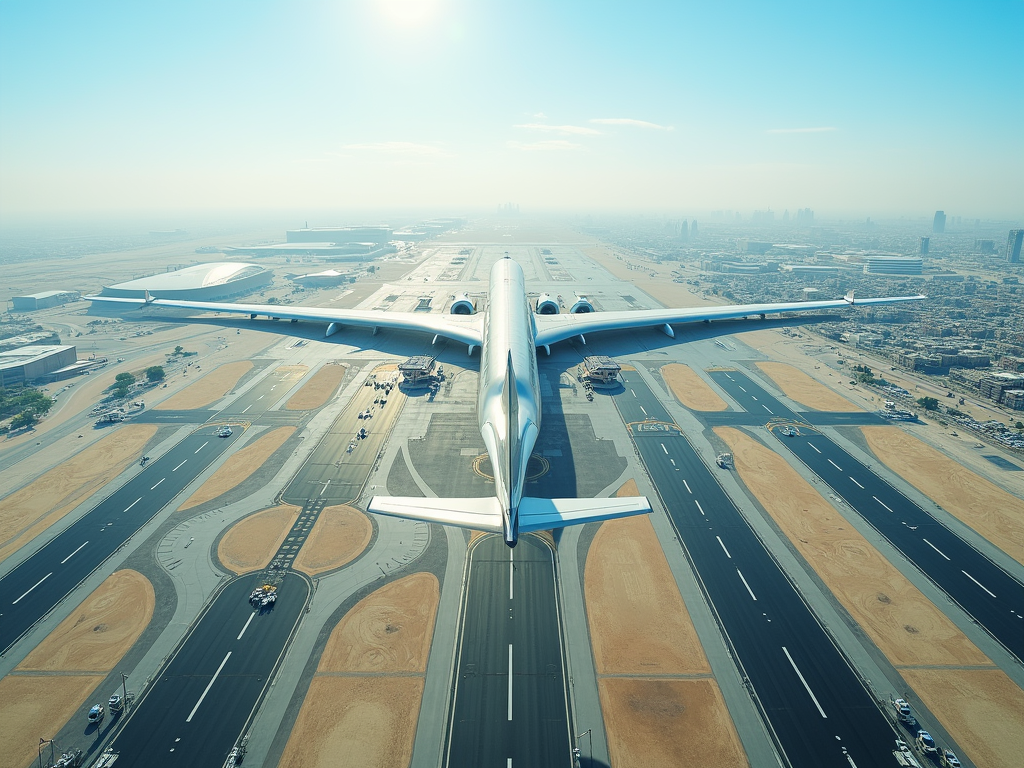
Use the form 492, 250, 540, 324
892, 696, 915, 726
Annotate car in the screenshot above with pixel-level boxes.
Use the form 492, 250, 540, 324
940, 749, 961, 768
108, 693, 124, 712
916, 731, 938, 755
88, 704, 104, 724
217, 427, 232, 437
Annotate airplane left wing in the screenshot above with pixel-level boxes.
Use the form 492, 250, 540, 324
85, 295, 484, 349
533, 293, 925, 348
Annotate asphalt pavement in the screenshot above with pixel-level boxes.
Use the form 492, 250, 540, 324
615, 370, 900, 768
0, 425, 243, 654
446, 534, 573, 768
709, 370, 1024, 661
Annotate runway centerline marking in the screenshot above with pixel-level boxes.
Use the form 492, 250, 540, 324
237, 612, 256, 640
923, 539, 950, 560
716, 536, 732, 559
172, 460, 187, 472
763, 405, 773, 414
683, 479, 692, 494
639, 405, 648, 416
509, 548, 514, 600
507, 644, 513, 721
186, 651, 232, 723
827, 459, 843, 471
195, 441, 209, 454
630, 389, 636, 397
736, 569, 757, 600
962, 571, 997, 598
241, 404, 253, 414
61, 541, 89, 564
124, 497, 143, 512
694, 500, 706, 516
808, 443, 821, 454
751, 396, 758, 401
257, 395, 264, 400
319, 480, 330, 497
782, 646, 827, 718
151, 478, 165, 490
873, 496, 895, 513
739, 385, 746, 392
849, 477, 864, 489
13, 573, 52, 604
661, 443, 668, 454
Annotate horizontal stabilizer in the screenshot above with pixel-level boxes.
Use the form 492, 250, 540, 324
518, 495, 651, 533
368, 496, 503, 533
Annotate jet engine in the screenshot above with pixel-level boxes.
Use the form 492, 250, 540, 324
449, 293, 475, 315
535, 293, 560, 315
570, 295, 595, 314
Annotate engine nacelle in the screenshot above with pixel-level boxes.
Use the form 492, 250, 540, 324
449, 293, 475, 315
570, 295, 594, 314
535, 293, 560, 315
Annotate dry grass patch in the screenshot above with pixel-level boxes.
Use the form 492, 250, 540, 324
901, 669, 1024, 768
278, 677, 424, 768
716, 428, 991, 667
217, 505, 300, 574
583, 246, 725, 310
599, 678, 749, 768
154, 361, 252, 410
755, 361, 861, 411
178, 426, 295, 511
861, 426, 1024, 564
286, 364, 347, 410
294, 505, 372, 576
661, 364, 727, 411
0, 424, 157, 562
0, 676, 104, 768
18, 570, 155, 672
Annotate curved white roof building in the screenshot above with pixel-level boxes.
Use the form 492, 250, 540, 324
99, 262, 272, 301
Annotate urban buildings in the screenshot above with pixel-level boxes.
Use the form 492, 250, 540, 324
933, 210, 946, 233
1007, 229, 1023, 263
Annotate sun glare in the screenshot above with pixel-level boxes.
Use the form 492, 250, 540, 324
380, 0, 437, 26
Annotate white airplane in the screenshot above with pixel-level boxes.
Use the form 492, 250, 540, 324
88, 257, 924, 546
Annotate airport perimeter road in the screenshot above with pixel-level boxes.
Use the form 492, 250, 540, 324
709, 370, 1024, 660
615, 371, 899, 768
109, 574, 308, 768
0, 426, 243, 654
446, 535, 572, 768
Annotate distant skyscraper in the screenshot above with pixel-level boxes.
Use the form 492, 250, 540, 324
933, 211, 946, 233
680, 220, 689, 241
920, 236, 930, 255
1007, 230, 1024, 263
796, 208, 814, 225
690, 220, 699, 238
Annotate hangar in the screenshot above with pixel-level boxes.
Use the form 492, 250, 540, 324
0, 345, 77, 385
98, 262, 272, 301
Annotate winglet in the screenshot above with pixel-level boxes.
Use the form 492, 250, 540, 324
844, 290, 855, 305
143, 290, 155, 304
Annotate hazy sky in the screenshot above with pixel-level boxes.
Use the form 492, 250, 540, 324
1, 1, 1021, 219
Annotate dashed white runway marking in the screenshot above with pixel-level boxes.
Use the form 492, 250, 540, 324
923, 539, 950, 560
639, 405, 648, 416
763, 405, 773, 414
716, 536, 731, 559
13, 573, 52, 604
808, 443, 821, 454
630, 389, 636, 397
737, 569, 757, 601
241, 404, 252, 414
739, 385, 746, 392
827, 459, 842, 471
783, 646, 827, 718
873, 496, 895, 513
61, 541, 88, 564
683, 479, 692, 494
173, 460, 187, 472
962, 571, 997, 598
509, 548, 514, 600
849, 477, 864, 489
507, 644, 513, 721
237, 612, 255, 640
195, 441, 209, 454
661, 443, 668, 454
694, 500, 706, 516
151, 478, 165, 490
124, 497, 142, 512
186, 651, 232, 723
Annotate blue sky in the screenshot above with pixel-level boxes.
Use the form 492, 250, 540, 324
1, 0, 1021, 218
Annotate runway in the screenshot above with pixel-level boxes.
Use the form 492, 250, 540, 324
709, 370, 1024, 660
615, 370, 899, 768
445, 535, 573, 768
0, 425, 243, 654
107, 573, 309, 768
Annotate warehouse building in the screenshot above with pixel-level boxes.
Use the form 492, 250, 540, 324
12, 290, 81, 311
0, 345, 77, 385
98, 262, 272, 301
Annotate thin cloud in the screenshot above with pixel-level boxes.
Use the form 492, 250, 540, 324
590, 118, 674, 131
533, 112, 548, 119
766, 127, 837, 134
514, 123, 601, 136
338, 141, 449, 156
506, 139, 581, 151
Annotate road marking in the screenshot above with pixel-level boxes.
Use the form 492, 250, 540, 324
508, 760, 512, 768
763, 405, 773, 414
962, 571, 997, 598
716, 536, 731, 558
739, 385, 746, 392
507, 644, 513, 721
237, 612, 256, 640
849, 477, 864, 489
808, 443, 821, 453
173, 460, 187, 472
510, 548, 514, 600
923, 538, 950, 560
683, 479, 692, 494
751, 396, 758, 401
694, 500, 705, 516
670, 458, 676, 466
827, 459, 842, 471
13, 573, 52, 604
661, 443, 668, 454
61, 541, 89, 564
782, 646, 827, 718
873, 496, 894, 513
736, 569, 757, 600
124, 497, 142, 512
195, 441, 209, 454
320, 480, 330, 497
257, 395, 264, 400
630, 389, 636, 397
726, 374, 733, 380
241, 404, 252, 414
151, 478, 165, 490
186, 651, 232, 723
639, 405, 648, 416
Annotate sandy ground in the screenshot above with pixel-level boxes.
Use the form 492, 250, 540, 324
900, 668, 1024, 768
178, 426, 295, 511
217, 504, 300, 574
285, 363, 347, 410
0, 424, 157, 563
861, 426, 1024, 565
154, 360, 253, 410
0, 676, 104, 767
754, 361, 861, 411
293, 505, 373, 576
598, 678, 749, 768
279, 573, 439, 768
716, 427, 992, 667
661, 364, 728, 412
18, 570, 155, 672
583, 245, 725, 310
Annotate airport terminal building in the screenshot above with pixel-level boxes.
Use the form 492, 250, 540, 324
98, 262, 272, 301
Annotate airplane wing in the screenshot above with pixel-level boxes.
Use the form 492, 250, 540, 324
533, 292, 925, 348
85, 294, 484, 349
